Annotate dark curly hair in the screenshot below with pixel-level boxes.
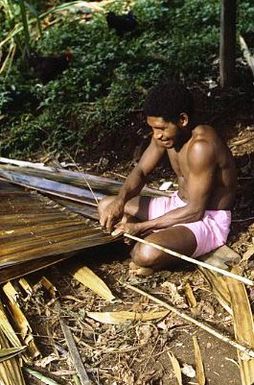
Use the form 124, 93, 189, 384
143, 80, 194, 122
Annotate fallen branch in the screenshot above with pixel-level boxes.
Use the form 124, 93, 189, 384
124, 233, 254, 286
124, 283, 254, 359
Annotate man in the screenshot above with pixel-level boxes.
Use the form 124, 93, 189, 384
98, 80, 237, 272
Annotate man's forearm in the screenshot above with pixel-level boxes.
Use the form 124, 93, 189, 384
137, 204, 204, 233
117, 167, 147, 204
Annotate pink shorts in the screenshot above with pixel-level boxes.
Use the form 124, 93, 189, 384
148, 191, 231, 257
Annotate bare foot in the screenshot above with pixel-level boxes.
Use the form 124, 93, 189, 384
129, 261, 154, 277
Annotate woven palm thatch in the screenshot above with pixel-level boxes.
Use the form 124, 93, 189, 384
0, 158, 170, 283
0, 178, 113, 284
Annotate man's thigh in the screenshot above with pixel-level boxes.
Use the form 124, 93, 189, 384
147, 225, 197, 256
132, 225, 197, 268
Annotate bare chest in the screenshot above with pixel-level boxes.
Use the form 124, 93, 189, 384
167, 148, 189, 178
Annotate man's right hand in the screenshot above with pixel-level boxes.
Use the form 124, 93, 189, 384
99, 197, 125, 232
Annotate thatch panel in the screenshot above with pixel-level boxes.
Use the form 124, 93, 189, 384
0, 179, 115, 282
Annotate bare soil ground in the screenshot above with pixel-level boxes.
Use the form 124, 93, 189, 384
19, 89, 254, 385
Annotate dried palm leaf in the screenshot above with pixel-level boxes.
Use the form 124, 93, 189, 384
0, 161, 168, 197
0, 329, 26, 385
198, 246, 243, 315
18, 278, 33, 297
193, 336, 206, 385
0, 302, 22, 348
0, 347, 26, 363
2, 282, 40, 359
86, 310, 169, 324
0, 180, 116, 283
168, 352, 183, 385
226, 267, 254, 385
199, 248, 254, 385
200, 269, 232, 314
184, 283, 197, 309
72, 266, 115, 302
0, 168, 104, 203
242, 245, 254, 261
0, 302, 26, 385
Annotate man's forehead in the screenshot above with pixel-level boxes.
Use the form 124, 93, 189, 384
147, 116, 168, 126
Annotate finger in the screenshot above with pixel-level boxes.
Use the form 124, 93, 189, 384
106, 215, 114, 232
111, 228, 124, 236
99, 215, 106, 227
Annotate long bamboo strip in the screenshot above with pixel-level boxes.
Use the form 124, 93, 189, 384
125, 283, 254, 358
124, 233, 254, 286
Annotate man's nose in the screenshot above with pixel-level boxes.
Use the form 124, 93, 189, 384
154, 130, 163, 139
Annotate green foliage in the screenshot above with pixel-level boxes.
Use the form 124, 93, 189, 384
0, 0, 253, 160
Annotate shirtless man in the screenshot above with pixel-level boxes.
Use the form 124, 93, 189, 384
98, 80, 237, 271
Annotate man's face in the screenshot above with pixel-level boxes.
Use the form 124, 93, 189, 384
147, 116, 183, 149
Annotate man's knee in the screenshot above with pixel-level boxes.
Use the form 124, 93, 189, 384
131, 243, 158, 267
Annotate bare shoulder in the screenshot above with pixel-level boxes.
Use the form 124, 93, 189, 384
192, 124, 218, 139
187, 125, 217, 168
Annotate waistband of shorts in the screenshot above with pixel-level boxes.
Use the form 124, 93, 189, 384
173, 191, 232, 216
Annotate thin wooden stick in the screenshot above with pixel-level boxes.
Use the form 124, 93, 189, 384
60, 318, 92, 385
125, 283, 254, 358
124, 233, 254, 286
64, 151, 100, 206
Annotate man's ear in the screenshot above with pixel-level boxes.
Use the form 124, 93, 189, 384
178, 113, 189, 127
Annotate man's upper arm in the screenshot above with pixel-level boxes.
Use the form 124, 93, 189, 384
136, 138, 165, 177
186, 140, 216, 213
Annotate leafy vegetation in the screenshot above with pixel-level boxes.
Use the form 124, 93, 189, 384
0, 0, 253, 160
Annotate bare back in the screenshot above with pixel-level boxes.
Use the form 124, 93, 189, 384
167, 125, 237, 210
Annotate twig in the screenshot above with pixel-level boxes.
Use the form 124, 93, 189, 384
64, 151, 99, 206
124, 283, 254, 358
232, 216, 254, 223
60, 317, 92, 385
124, 233, 254, 286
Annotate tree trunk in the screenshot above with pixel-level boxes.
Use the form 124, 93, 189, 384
219, 0, 237, 88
